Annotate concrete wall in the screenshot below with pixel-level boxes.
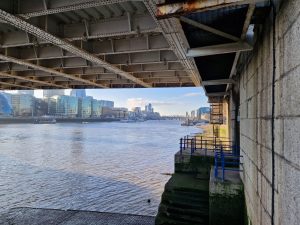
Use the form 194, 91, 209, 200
238, 1, 300, 225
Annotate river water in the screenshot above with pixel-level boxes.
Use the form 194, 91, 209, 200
0, 120, 199, 216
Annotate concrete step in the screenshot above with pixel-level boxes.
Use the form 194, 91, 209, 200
159, 204, 208, 218
155, 173, 210, 225
157, 210, 208, 225
163, 198, 209, 212
156, 214, 199, 225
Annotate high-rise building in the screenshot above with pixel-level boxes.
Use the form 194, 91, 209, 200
50, 95, 78, 118
16, 90, 34, 96
145, 103, 153, 113
99, 100, 114, 108
11, 94, 35, 117
0, 92, 12, 117
191, 110, 196, 118
92, 99, 102, 117
70, 89, 86, 98
43, 89, 65, 98
197, 107, 210, 119
34, 98, 48, 116
80, 96, 93, 118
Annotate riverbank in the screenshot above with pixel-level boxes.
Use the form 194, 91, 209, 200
0, 117, 120, 124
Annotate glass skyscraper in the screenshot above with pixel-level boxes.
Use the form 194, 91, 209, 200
0, 92, 12, 116
70, 89, 86, 98
16, 90, 34, 96
80, 96, 92, 118
11, 94, 34, 117
43, 89, 65, 98
54, 95, 78, 118
92, 99, 102, 117
99, 100, 114, 108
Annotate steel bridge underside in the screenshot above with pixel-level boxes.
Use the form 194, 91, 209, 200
0, 0, 270, 98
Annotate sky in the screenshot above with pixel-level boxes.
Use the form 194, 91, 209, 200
8, 87, 209, 116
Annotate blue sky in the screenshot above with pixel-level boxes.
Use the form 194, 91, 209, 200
28, 87, 209, 116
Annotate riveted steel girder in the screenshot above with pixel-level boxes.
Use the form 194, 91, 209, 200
0, 9, 152, 88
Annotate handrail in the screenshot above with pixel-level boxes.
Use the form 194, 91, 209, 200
179, 134, 238, 155
214, 147, 243, 181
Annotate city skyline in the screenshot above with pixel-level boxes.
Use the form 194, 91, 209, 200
7, 87, 208, 116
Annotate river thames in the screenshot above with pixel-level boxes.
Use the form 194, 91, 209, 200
0, 120, 199, 216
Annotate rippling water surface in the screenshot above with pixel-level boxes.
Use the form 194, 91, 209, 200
0, 120, 199, 216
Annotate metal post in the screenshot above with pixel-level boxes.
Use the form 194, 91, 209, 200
214, 151, 218, 178
191, 138, 194, 154
180, 138, 183, 154
221, 146, 225, 181
214, 136, 217, 151
200, 136, 203, 149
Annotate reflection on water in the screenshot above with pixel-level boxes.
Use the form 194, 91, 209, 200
0, 120, 199, 216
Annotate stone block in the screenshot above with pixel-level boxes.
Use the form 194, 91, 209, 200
274, 118, 284, 156
280, 163, 300, 225
283, 15, 300, 74
281, 65, 300, 117
283, 117, 300, 167
278, 0, 300, 38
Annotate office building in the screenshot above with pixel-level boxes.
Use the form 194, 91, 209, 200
80, 96, 93, 118
0, 92, 12, 116
92, 99, 102, 117
11, 94, 34, 117
50, 95, 78, 118
70, 89, 86, 98
99, 100, 114, 108
43, 89, 65, 98
16, 90, 34, 96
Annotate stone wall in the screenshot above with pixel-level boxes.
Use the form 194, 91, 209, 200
237, 0, 300, 225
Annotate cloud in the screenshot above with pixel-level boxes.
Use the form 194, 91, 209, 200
127, 98, 147, 110
184, 92, 202, 97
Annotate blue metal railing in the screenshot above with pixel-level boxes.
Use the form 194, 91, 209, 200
179, 134, 238, 155
214, 147, 243, 181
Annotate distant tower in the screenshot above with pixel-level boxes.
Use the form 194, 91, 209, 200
43, 89, 65, 98
70, 89, 86, 98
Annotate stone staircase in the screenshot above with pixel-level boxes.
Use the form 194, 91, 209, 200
155, 173, 209, 225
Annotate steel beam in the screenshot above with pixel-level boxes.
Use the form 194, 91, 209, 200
0, 35, 171, 61
206, 92, 229, 97
0, 80, 34, 89
0, 54, 107, 88
0, 9, 152, 88
156, 0, 267, 18
202, 79, 235, 85
180, 16, 240, 42
18, 0, 144, 19
226, 4, 256, 92
187, 41, 253, 57
143, 0, 201, 87
0, 71, 67, 89
0, 14, 159, 48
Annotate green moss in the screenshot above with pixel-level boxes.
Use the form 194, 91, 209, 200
175, 155, 214, 177
209, 188, 244, 225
